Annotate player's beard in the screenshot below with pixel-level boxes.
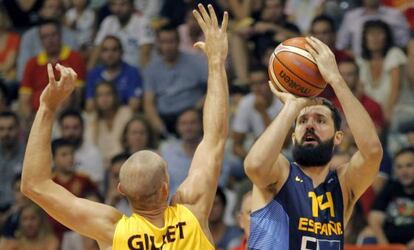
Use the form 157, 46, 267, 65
292, 136, 335, 167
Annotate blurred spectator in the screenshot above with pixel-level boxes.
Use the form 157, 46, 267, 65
0, 203, 59, 250
309, 14, 352, 100
18, 19, 86, 124
120, 115, 157, 155
0, 7, 20, 83
345, 202, 375, 244
285, 0, 324, 33
230, 191, 252, 250
2, 0, 44, 32
232, 65, 283, 159
159, 0, 223, 28
230, 0, 300, 86
0, 175, 30, 239
61, 190, 101, 250
382, 0, 414, 31
356, 20, 406, 123
177, 7, 204, 55
64, 0, 96, 51
143, 25, 207, 136
336, 0, 410, 57
58, 109, 104, 185
210, 187, 243, 250
86, 35, 143, 112
334, 58, 386, 132
134, 0, 163, 19
0, 112, 24, 211
89, 0, 155, 69
17, 0, 80, 81
369, 146, 414, 248
50, 138, 99, 240
104, 153, 130, 215
84, 82, 133, 164
160, 108, 232, 194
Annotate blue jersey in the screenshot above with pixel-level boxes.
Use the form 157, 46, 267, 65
249, 162, 344, 250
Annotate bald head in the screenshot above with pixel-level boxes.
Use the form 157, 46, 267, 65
119, 151, 168, 209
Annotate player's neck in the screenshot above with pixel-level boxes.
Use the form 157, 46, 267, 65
298, 164, 330, 188
133, 205, 167, 228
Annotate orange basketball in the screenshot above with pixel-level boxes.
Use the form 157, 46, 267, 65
268, 37, 327, 97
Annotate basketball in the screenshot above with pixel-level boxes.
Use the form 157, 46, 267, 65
268, 37, 327, 97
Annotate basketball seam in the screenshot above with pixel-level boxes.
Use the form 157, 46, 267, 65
274, 55, 324, 90
281, 45, 316, 63
269, 53, 291, 93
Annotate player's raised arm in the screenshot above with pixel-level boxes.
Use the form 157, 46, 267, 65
20, 64, 122, 247
305, 37, 383, 201
244, 84, 317, 192
174, 4, 229, 221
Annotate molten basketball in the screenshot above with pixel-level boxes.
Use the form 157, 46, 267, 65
268, 37, 327, 97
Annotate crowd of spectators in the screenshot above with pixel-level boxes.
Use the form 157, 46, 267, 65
0, 0, 413, 249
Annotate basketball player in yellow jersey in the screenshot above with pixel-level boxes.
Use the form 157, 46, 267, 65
20, 4, 228, 250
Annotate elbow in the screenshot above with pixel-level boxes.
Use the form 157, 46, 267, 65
20, 181, 35, 198
244, 155, 263, 178
367, 140, 383, 163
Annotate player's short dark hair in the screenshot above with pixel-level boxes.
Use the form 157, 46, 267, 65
51, 138, 74, 157
394, 146, 414, 160
58, 109, 83, 127
0, 111, 19, 125
321, 98, 342, 131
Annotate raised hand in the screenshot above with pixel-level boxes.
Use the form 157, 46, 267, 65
268, 81, 322, 108
193, 4, 228, 62
305, 36, 341, 85
40, 63, 78, 112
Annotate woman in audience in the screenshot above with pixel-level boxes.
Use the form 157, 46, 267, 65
357, 20, 406, 124
120, 115, 157, 155
0, 203, 59, 250
84, 81, 132, 166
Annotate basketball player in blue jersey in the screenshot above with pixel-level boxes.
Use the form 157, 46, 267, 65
244, 36, 383, 250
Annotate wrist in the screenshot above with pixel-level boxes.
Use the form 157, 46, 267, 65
38, 103, 57, 114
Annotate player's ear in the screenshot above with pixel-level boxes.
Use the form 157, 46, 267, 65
117, 183, 126, 196
291, 132, 296, 145
334, 130, 343, 145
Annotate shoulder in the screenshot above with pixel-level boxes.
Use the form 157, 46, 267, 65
100, 15, 118, 28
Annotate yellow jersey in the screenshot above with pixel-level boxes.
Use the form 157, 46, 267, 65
112, 204, 214, 250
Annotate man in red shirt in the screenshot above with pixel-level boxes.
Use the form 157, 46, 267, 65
18, 19, 85, 121
333, 58, 386, 132
50, 138, 98, 240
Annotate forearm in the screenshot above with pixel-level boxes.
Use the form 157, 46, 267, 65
245, 103, 298, 171
21, 105, 55, 191
330, 76, 382, 156
203, 58, 229, 142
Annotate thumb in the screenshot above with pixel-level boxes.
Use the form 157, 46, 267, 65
193, 41, 205, 51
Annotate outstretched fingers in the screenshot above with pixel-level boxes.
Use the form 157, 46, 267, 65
197, 4, 211, 26
221, 11, 228, 32
207, 4, 218, 27
193, 9, 207, 33
47, 63, 56, 86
